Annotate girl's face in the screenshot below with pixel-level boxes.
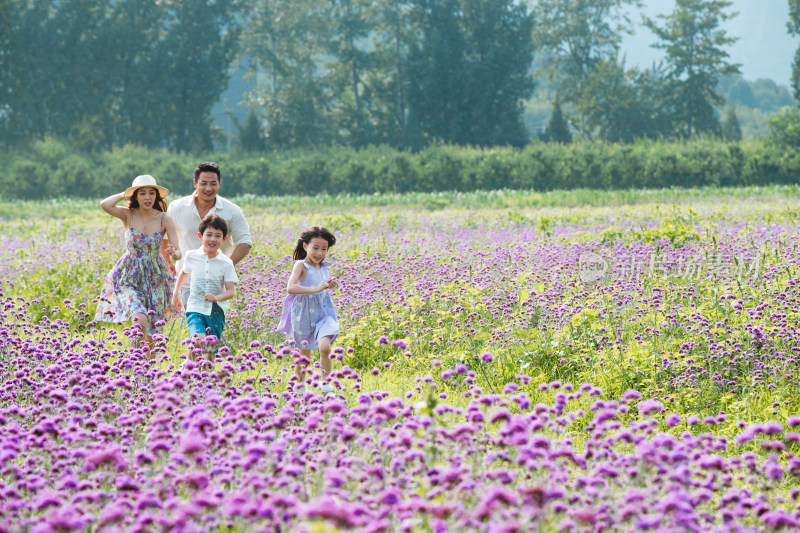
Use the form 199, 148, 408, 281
303, 237, 330, 266
136, 187, 157, 209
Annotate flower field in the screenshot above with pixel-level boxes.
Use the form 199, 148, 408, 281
2, 187, 800, 532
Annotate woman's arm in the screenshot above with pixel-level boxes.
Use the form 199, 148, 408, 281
287, 260, 328, 294
100, 192, 130, 225
172, 271, 189, 309
162, 215, 182, 260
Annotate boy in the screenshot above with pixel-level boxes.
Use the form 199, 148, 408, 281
172, 214, 238, 358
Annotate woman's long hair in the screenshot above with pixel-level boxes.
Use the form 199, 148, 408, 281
293, 226, 336, 260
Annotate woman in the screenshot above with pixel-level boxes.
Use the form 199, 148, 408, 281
94, 175, 181, 353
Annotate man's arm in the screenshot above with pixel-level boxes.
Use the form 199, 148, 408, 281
229, 243, 251, 266
228, 206, 253, 265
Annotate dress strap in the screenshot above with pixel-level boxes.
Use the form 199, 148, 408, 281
160, 212, 164, 231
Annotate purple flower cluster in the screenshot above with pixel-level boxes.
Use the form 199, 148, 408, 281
0, 289, 799, 531
2, 202, 800, 530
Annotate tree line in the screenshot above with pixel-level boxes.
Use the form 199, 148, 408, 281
3, 136, 796, 201
1, 0, 798, 153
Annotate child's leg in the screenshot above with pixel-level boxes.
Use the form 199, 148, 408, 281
318, 336, 333, 377
185, 312, 207, 361
191, 333, 207, 360
295, 349, 312, 384
131, 313, 149, 348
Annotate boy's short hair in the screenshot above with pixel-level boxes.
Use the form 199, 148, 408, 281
199, 214, 229, 238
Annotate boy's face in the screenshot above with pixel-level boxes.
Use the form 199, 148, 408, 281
199, 227, 226, 254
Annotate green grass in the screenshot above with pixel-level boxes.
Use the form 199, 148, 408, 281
5, 184, 800, 221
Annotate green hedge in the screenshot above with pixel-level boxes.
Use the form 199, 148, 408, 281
2, 137, 798, 200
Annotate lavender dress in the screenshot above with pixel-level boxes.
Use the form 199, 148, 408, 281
277, 260, 339, 350
95, 225, 177, 335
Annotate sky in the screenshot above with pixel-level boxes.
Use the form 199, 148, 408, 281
621, 0, 797, 86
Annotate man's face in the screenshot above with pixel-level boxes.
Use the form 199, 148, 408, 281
194, 171, 220, 202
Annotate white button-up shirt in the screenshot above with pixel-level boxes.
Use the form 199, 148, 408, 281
182, 249, 239, 315
167, 192, 253, 275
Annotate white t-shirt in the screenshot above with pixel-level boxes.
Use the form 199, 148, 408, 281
182, 249, 239, 315
167, 192, 253, 275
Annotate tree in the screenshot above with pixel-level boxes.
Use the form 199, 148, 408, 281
101, 0, 168, 148
3, 0, 240, 150
243, 0, 334, 149
325, 0, 376, 147
154, 0, 241, 151
726, 78, 756, 107
237, 109, 266, 152
370, 1, 413, 146
581, 59, 669, 142
769, 106, 800, 148
458, 0, 536, 146
789, 0, 800, 101
4, 0, 111, 145
720, 106, 742, 141
539, 99, 571, 143
0, 0, 11, 139
644, 0, 740, 138
404, 0, 535, 147
532, 0, 641, 137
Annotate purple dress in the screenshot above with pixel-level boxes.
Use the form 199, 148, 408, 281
95, 227, 178, 335
277, 260, 339, 350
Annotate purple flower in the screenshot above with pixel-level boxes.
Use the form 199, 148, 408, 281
761, 510, 798, 528
180, 431, 206, 456
621, 389, 642, 401
85, 445, 128, 471
637, 399, 664, 416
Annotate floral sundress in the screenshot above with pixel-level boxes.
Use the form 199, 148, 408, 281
95, 224, 178, 335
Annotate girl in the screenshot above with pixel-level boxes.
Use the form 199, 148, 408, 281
277, 226, 340, 393
95, 175, 181, 352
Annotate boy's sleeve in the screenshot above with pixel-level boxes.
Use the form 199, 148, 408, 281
181, 252, 193, 274
224, 260, 239, 283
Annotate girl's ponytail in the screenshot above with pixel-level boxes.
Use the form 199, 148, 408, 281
293, 238, 307, 260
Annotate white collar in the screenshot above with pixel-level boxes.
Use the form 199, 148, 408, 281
190, 191, 221, 214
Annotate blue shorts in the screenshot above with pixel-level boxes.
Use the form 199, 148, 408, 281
186, 303, 226, 340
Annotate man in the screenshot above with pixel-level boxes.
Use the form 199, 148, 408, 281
164, 161, 253, 306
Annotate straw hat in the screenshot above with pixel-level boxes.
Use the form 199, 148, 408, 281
123, 175, 169, 200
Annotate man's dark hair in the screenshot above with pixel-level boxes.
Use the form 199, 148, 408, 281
194, 161, 221, 182
199, 214, 228, 238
